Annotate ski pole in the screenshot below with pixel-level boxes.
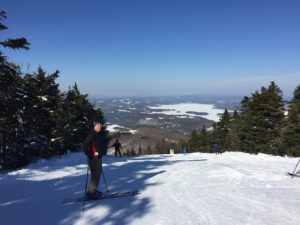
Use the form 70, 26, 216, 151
102, 168, 109, 193
82, 164, 89, 213
292, 159, 300, 176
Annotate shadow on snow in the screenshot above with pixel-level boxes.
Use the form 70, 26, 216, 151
0, 153, 207, 225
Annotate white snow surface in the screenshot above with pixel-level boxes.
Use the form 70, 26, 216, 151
1, 152, 300, 225
148, 103, 227, 122
106, 124, 137, 134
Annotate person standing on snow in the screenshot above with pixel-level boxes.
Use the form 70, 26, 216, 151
111, 139, 123, 157
83, 120, 107, 199
212, 143, 221, 154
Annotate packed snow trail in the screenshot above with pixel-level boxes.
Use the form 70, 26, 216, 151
1, 152, 300, 225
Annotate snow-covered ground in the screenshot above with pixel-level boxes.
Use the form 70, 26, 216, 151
148, 103, 227, 122
1, 152, 300, 225
106, 124, 137, 134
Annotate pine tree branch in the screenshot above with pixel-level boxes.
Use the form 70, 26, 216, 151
0, 38, 30, 50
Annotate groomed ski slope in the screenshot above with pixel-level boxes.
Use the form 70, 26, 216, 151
1, 152, 300, 225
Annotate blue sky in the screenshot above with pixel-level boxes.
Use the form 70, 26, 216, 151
2, 0, 300, 97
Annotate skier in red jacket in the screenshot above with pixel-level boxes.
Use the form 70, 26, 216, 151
83, 120, 106, 199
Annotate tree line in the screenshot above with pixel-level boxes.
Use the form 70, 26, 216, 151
0, 10, 108, 170
123, 140, 183, 156
185, 81, 300, 157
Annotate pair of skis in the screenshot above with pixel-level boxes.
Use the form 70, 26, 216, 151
286, 172, 300, 178
63, 189, 139, 204
287, 159, 300, 178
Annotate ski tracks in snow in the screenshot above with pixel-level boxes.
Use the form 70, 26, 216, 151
2, 152, 300, 225
141, 153, 300, 225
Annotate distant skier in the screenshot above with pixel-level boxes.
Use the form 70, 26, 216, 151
212, 143, 221, 154
83, 120, 107, 199
181, 147, 188, 154
111, 139, 123, 157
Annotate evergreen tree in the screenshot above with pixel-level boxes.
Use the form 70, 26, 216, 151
184, 82, 296, 157
130, 148, 136, 156
213, 108, 231, 151
282, 85, 300, 156
227, 110, 240, 151
239, 97, 255, 153
185, 126, 213, 153
22, 67, 61, 158
0, 11, 30, 57
197, 126, 211, 152
240, 96, 250, 116
186, 130, 200, 152
0, 10, 110, 169
52, 83, 109, 154
239, 82, 285, 154
0, 61, 28, 168
0, 10, 30, 169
